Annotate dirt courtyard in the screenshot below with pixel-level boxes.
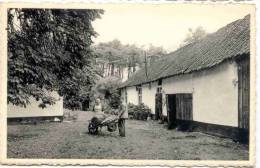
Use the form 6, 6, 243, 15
7, 110, 249, 160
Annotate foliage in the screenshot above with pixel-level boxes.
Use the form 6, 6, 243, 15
92, 76, 122, 109
128, 103, 151, 120
60, 66, 98, 110
8, 8, 103, 108
93, 39, 167, 77
146, 44, 166, 57
93, 39, 143, 66
181, 26, 207, 47
102, 103, 119, 115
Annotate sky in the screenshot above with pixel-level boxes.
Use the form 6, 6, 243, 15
92, 4, 254, 52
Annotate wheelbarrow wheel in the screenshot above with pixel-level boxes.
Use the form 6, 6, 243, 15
107, 123, 117, 132
88, 122, 98, 135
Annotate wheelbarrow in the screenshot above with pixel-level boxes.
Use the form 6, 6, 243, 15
88, 115, 119, 135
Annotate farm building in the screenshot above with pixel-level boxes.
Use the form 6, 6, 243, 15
8, 91, 63, 122
120, 15, 250, 142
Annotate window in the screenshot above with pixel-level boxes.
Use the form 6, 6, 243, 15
158, 79, 162, 86
148, 82, 151, 89
157, 79, 162, 93
157, 86, 162, 93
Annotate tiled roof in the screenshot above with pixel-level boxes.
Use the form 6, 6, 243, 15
120, 14, 250, 88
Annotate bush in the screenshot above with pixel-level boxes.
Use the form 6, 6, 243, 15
92, 77, 122, 110
127, 103, 136, 116
128, 103, 151, 121
102, 102, 119, 115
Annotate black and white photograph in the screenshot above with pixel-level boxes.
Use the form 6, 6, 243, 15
0, 2, 256, 167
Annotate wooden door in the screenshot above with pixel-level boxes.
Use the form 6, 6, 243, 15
176, 94, 193, 121
238, 57, 250, 130
166, 94, 177, 129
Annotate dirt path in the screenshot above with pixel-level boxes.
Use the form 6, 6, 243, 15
7, 111, 249, 160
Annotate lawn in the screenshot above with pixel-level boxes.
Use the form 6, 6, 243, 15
7, 110, 249, 160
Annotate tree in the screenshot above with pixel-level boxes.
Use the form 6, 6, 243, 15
146, 44, 167, 56
181, 26, 207, 47
93, 40, 167, 78
146, 44, 167, 64
59, 65, 99, 109
8, 9, 103, 108
92, 76, 122, 109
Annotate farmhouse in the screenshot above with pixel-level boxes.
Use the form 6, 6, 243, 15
8, 91, 63, 122
120, 15, 250, 142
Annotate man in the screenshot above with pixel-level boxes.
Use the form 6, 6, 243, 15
160, 90, 166, 123
118, 100, 128, 137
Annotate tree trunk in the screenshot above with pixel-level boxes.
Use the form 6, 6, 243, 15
102, 63, 105, 76
128, 65, 131, 78
108, 63, 111, 76
111, 63, 114, 76
133, 63, 136, 72
119, 66, 122, 79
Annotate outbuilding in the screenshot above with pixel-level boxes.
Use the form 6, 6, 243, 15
120, 15, 250, 142
8, 91, 64, 122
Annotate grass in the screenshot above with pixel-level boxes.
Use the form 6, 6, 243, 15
7, 110, 249, 160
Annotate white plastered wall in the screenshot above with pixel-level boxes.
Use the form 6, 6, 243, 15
142, 82, 157, 114
120, 88, 126, 103
121, 67, 129, 82
126, 86, 138, 105
162, 61, 238, 127
8, 92, 63, 118
162, 73, 193, 116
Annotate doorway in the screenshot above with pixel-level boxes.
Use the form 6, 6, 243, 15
166, 93, 193, 129
166, 94, 177, 129
237, 57, 250, 130
82, 99, 90, 111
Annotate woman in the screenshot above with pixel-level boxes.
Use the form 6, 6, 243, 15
93, 98, 102, 112
93, 98, 106, 121
118, 100, 128, 137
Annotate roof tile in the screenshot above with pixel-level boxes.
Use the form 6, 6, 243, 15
121, 14, 250, 88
